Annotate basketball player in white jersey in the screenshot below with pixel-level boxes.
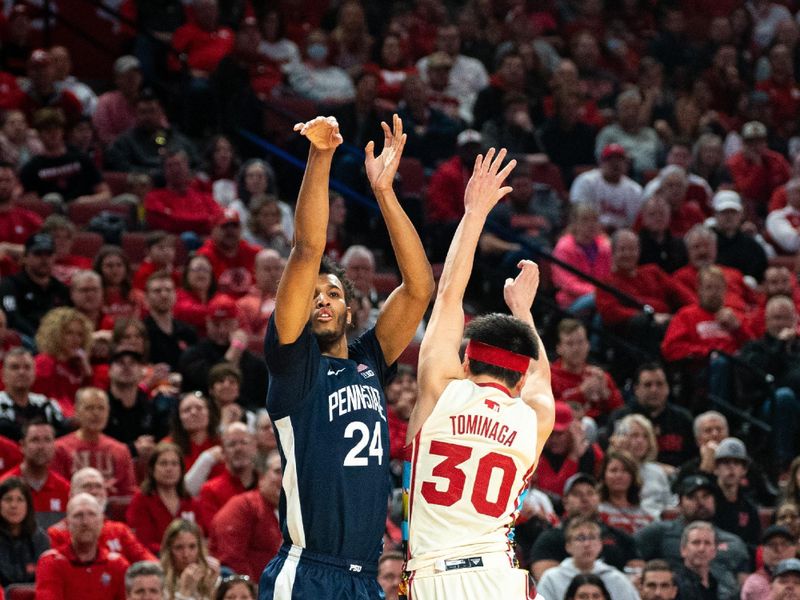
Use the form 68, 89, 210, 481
404, 148, 555, 599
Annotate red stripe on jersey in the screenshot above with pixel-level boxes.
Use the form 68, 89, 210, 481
406, 429, 423, 560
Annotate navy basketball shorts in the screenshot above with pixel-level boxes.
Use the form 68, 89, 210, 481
259, 544, 384, 600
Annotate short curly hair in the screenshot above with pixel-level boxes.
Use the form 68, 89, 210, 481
35, 307, 94, 357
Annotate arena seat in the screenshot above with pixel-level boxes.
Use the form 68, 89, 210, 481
67, 200, 132, 227
529, 161, 567, 201
105, 495, 132, 523
6, 584, 35, 600
759, 507, 775, 530
71, 231, 104, 258
121, 231, 149, 264
13, 196, 56, 219
373, 271, 400, 297
397, 341, 421, 369
398, 157, 426, 199
103, 171, 130, 196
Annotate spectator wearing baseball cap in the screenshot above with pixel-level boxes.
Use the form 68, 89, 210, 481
710, 190, 769, 282
426, 129, 485, 260
569, 142, 644, 231
741, 526, 798, 600
527, 472, 641, 580
727, 120, 790, 220
771, 559, 800, 598
104, 349, 163, 462
635, 473, 750, 581
178, 295, 267, 411
93, 55, 143, 146
0, 232, 70, 339
196, 207, 260, 298
713, 437, 761, 547
535, 401, 605, 499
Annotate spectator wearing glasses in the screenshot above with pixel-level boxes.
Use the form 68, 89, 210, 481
742, 525, 799, 600
536, 516, 640, 600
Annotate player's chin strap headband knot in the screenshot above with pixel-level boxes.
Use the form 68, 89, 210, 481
465, 340, 530, 374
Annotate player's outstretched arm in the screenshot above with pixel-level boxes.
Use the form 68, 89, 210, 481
504, 261, 555, 458
274, 116, 343, 345
408, 148, 517, 442
366, 114, 434, 364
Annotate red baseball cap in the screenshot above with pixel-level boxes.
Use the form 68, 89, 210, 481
207, 295, 238, 322
600, 143, 627, 161
553, 401, 574, 432
213, 208, 241, 227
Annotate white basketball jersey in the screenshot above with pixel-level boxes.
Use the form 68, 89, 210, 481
406, 379, 539, 571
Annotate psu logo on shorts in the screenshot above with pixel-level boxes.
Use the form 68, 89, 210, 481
357, 363, 375, 379
349, 564, 363, 572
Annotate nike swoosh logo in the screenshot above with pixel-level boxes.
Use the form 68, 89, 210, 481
327, 368, 345, 376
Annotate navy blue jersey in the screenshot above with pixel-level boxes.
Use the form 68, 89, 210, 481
264, 316, 394, 565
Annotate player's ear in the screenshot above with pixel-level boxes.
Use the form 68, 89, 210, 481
462, 357, 470, 376
513, 373, 528, 397
346, 306, 352, 326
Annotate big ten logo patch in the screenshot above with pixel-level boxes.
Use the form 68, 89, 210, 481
357, 363, 375, 379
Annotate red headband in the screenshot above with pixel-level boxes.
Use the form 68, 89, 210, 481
465, 340, 530, 374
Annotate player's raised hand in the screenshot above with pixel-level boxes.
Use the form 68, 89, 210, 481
365, 113, 407, 192
293, 116, 343, 151
503, 260, 540, 315
464, 147, 516, 215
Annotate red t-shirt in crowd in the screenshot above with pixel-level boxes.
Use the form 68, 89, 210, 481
209, 489, 282, 580
126, 491, 200, 555
427, 156, 469, 225
196, 239, 259, 298
197, 468, 255, 530
596, 265, 695, 326
144, 185, 223, 236
0, 205, 42, 244
32, 354, 90, 418
52, 433, 137, 498
671, 263, 760, 312
35, 544, 128, 600
533, 443, 605, 498
728, 150, 791, 210
0, 435, 22, 474
48, 518, 155, 564
132, 259, 182, 291
52, 255, 93, 285
236, 289, 275, 351
170, 23, 234, 73
661, 304, 752, 362
0, 465, 69, 513
550, 359, 624, 420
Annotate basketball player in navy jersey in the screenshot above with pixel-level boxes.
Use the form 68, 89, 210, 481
258, 114, 434, 600
403, 149, 555, 599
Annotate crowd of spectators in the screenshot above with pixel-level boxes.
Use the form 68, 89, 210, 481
4, 0, 800, 598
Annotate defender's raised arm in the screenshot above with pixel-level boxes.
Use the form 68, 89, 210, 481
410, 148, 517, 441
365, 115, 434, 364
